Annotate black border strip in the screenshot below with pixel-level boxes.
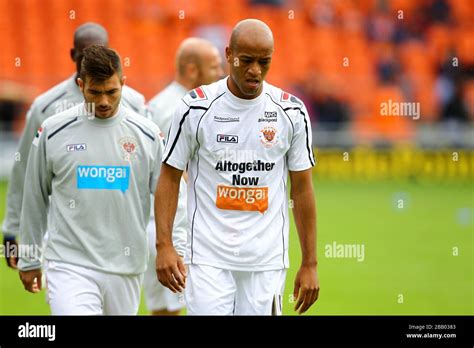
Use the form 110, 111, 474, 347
0, 315, 471, 345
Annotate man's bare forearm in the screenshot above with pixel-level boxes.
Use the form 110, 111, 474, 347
155, 164, 182, 248
291, 182, 317, 267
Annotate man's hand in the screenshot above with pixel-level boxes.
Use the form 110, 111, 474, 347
156, 244, 186, 293
3, 236, 18, 269
293, 264, 319, 314
19, 269, 42, 293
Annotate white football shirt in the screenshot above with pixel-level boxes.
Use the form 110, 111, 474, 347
163, 77, 315, 271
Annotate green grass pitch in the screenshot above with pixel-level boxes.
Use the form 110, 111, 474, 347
0, 177, 472, 315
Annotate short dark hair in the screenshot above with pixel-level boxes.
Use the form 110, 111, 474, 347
80, 44, 122, 83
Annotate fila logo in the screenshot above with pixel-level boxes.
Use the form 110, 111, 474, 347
217, 134, 238, 144
67, 143, 87, 152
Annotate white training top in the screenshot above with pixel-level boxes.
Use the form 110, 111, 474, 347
163, 77, 315, 271
18, 103, 163, 275
2, 75, 147, 238
148, 81, 189, 138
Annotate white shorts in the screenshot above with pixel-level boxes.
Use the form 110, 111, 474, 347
44, 260, 143, 315
142, 220, 185, 312
185, 264, 286, 315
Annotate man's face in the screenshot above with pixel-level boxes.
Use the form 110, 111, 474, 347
78, 73, 124, 119
197, 48, 223, 86
226, 37, 273, 99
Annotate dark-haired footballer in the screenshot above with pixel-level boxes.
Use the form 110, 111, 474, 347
2, 22, 146, 269
18, 45, 163, 315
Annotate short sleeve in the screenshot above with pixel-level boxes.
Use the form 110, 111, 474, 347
286, 102, 316, 171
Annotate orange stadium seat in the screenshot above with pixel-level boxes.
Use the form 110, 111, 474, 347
454, 26, 474, 65
450, 0, 474, 25
0, 0, 469, 139
0, 0, 16, 81
353, 84, 414, 143
426, 24, 454, 66
388, 0, 418, 15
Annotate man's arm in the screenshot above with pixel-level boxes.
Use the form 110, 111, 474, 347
18, 120, 51, 292
289, 168, 320, 314
154, 163, 186, 293
172, 178, 188, 257
2, 106, 41, 268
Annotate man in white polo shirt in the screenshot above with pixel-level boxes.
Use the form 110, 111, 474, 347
154, 19, 320, 315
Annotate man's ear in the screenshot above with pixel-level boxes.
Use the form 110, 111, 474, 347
77, 78, 84, 92
186, 63, 198, 82
225, 46, 232, 64
121, 76, 126, 86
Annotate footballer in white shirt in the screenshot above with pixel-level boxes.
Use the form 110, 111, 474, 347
155, 19, 320, 315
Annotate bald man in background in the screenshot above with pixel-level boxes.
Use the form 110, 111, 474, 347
148, 38, 223, 136
2, 22, 147, 269
143, 38, 223, 315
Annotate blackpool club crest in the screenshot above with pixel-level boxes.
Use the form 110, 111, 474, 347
259, 126, 278, 148
119, 136, 138, 161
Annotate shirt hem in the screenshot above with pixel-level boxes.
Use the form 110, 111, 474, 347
184, 257, 289, 271
43, 256, 145, 276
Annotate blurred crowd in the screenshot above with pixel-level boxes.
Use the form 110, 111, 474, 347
287, 0, 473, 143
0, 0, 472, 144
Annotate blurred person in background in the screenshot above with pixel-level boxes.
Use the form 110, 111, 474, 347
144, 37, 223, 316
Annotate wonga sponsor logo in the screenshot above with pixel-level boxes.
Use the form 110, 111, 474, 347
77, 165, 130, 193
216, 185, 268, 213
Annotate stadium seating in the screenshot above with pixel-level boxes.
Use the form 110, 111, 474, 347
0, 0, 472, 141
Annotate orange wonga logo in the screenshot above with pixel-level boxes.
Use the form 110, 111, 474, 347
216, 185, 268, 213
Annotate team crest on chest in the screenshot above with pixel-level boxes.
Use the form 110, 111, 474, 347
119, 136, 138, 160
259, 126, 278, 148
